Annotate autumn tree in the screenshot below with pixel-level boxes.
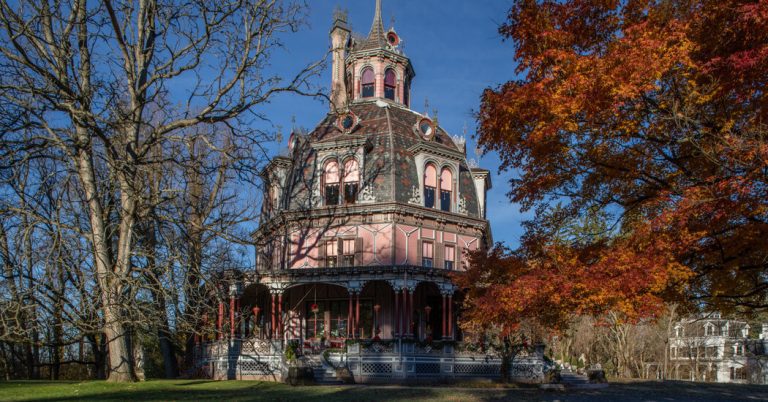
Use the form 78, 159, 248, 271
0, 0, 320, 381
477, 0, 768, 313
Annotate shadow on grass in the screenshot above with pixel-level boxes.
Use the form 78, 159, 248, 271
1, 380, 767, 402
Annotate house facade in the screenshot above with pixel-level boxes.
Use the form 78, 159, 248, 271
197, 1, 547, 383
670, 313, 768, 384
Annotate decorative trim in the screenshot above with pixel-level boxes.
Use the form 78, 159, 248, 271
408, 142, 466, 163
407, 186, 422, 205
358, 184, 376, 203
457, 197, 468, 215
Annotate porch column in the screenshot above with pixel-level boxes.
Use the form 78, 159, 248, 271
348, 292, 353, 338
252, 306, 261, 337
278, 293, 284, 339
355, 292, 361, 339
229, 294, 236, 339
393, 288, 400, 338
400, 288, 407, 339
236, 297, 241, 338
271, 293, 276, 339
408, 289, 414, 338
448, 294, 454, 340
441, 294, 447, 339
217, 301, 224, 340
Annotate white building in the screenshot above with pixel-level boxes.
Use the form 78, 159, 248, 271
670, 313, 768, 384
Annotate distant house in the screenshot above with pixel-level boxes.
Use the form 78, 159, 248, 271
669, 313, 768, 384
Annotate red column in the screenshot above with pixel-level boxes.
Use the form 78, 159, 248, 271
278, 293, 283, 339
236, 297, 241, 338
448, 295, 454, 340
442, 294, 447, 339
348, 293, 353, 338
217, 302, 224, 340
271, 294, 276, 339
355, 292, 360, 339
394, 288, 400, 337
401, 288, 407, 339
409, 290, 415, 338
229, 295, 236, 339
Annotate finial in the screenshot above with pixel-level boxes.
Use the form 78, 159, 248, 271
433, 109, 439, 125
424, 98, 430, 116
463, 121, 468, 137
291, 115, 296, 131
390, 15, 396, 29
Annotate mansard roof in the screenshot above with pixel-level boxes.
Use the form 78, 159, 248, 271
279, 100, 482, 219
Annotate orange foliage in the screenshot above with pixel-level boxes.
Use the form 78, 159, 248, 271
474, 0, 768, 322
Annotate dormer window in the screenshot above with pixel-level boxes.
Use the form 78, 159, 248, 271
384, 69, 396, 101
424, 164, 437, 208
440, 168, 452, 212
343, 158, 360, 204
324, 160, 340, 206
361, 68, 375, 98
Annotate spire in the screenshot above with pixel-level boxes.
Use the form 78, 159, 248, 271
360, 0, 387, 50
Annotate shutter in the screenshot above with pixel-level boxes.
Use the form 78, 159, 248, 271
435, 242, 444, 269
338, 238, 344, 265
416, 239, 423, 267
318, 240, 326, 267
354, 237, 363, 266
456, 244, 463, 270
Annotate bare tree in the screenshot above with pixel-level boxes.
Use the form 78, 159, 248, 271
0, 0, 321, 381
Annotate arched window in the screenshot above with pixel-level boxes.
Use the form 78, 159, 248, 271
424, 164, 437, 208
324, 160, 340, 206
384, 69, 396, 101
343, 158, 360, 204
361, 68, 375, 98
440, 168, 452, 212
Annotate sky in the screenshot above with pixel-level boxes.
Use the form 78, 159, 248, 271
256, 0, 529, 247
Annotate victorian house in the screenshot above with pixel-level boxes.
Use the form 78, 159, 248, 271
196, 1, 539, 383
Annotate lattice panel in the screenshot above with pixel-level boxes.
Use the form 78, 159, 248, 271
454, 363, 501, 375
415, 362, 441, 374
362, 362, 393, 375
239, 360, 273, 374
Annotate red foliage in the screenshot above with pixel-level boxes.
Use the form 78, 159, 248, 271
472, 0, 768, 326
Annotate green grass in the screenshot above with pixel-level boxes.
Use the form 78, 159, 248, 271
0, 380, 511, 402
0, 379, 767, 401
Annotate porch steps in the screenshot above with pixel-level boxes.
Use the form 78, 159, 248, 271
301, 355, 344, 385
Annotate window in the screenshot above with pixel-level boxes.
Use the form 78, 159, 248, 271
342, 239, 355, 266
422, 241, 434, 268
445, 245, 455, 270
324, 160, 340, 206
424, 164, 437, 208
440, 167, 452, 212
326, 241, 338, 268
343, 159, 359, 204
384, 69, 396, 101
361, 68, 375, 98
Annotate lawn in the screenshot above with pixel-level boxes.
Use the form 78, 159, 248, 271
1, 379, 767, 401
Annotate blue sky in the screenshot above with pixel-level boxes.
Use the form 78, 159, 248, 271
256, 0, 528, 247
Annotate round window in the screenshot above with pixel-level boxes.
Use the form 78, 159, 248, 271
342, 115, 354, 130
419, 120, 433, 138
387, 32, 399, 47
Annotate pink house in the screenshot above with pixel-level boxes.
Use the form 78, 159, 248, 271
203, 1, 507, 383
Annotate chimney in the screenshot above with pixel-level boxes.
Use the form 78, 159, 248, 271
330, 9, 350, 111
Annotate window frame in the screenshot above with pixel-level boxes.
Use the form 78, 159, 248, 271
323, 159, 341, 206
361, 67, 375, 98
422, 241, 434, 268
384, 69, 397, 101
